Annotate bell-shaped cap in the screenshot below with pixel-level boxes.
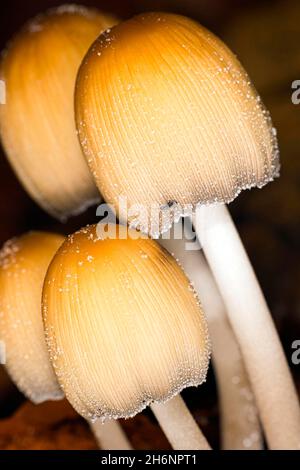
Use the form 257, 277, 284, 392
0, 5, 118, 219
42, 225, 210, 421
0, 231, 64, 403
76, 12, 279, 234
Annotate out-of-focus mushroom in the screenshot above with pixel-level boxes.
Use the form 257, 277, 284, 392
0, 232, 64, 403
0, 5, 118, 219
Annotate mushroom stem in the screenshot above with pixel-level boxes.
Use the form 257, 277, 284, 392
193, 203, 300, 450
160, 222, 262, 450
151, 395, 211, 450
208, 307, 262, 450
89, 420, 133, 450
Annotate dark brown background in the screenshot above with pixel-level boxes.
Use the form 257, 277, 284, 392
0, 0, 299, 449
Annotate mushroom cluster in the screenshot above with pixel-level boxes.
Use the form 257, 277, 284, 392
0, 4, 299, 450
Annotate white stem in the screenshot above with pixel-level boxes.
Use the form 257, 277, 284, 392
151, 395, 211, 450
193, 203, 300, 450
160, 222, 262, 450
89, 419, 133, 450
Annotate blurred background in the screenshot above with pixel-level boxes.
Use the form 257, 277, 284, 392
0, 0, 299, 449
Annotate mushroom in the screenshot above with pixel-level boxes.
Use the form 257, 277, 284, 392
160, 220, 262, 449
42, 224, 211, 450
75, 12, 300, 449
0, 5, 118, 219
0, 231, 132, 450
